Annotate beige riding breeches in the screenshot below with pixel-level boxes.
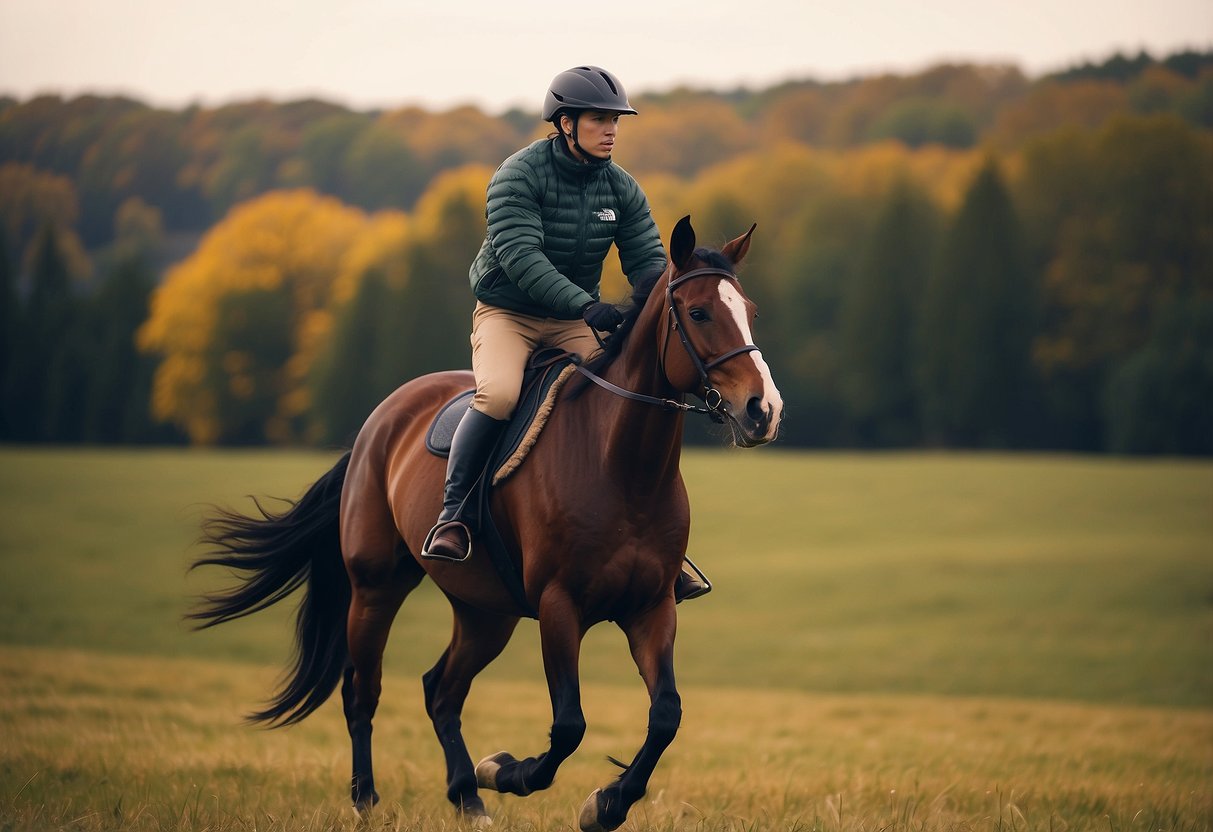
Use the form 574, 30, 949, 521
469, 301, 603, 420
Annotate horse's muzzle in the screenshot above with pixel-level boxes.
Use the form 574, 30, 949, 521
727, 396, 782, 447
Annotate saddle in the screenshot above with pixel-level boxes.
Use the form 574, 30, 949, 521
425, 348, 578, 482
422, 348, 579, 617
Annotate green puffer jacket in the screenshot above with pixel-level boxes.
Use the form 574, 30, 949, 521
468, 137, 668, 319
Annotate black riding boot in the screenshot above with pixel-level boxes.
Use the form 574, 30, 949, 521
422, 407, 508, 562
674, 556, 712, 603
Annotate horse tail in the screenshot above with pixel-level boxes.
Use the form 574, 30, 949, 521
188, 451, 352, 727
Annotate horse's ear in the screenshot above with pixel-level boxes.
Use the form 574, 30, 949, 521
721, 223, 757, 266
670, 215, 696, 271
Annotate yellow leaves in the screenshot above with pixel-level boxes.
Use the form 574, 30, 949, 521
137, 177, 494, 444
331, 211, 411, 307
139, 189, 370, 444
663, 141, 979, 244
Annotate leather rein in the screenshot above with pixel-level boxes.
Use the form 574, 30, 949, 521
575, 266, 760, 423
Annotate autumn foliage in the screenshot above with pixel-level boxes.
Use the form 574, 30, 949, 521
2, 51, 1211, 452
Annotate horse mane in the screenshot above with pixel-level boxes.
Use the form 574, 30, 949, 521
566, 247, 734, 400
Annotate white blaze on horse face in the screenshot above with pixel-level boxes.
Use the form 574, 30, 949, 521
717, 282, 784, 440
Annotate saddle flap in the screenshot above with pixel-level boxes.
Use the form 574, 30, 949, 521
425, 390, 476, 457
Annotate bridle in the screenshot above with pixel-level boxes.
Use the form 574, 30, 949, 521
575, 266, 760, 423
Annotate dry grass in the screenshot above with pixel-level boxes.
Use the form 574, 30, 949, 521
2, 646, 1209, 832
1, 447, 1210, 830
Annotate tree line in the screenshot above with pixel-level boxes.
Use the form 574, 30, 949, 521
1, 50, 1210, 452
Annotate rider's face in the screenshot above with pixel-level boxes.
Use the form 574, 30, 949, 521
563, 110, 621, 161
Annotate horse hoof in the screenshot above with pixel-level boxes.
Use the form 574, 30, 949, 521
578, 788, 611, 832
475, 751, 515, 791
351, 794, 378, 820
456, 795, 493, 827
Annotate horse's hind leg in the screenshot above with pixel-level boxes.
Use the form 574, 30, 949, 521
580, 598, 680, 832
342, 538, 426, 813
422, 597, 520, 820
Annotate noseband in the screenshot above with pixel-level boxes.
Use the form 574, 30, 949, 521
575, 266, 760, 423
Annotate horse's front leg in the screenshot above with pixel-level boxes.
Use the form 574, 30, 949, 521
580, 598, 680, 832
476, 589, 586, 797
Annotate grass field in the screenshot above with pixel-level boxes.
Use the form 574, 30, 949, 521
1, 446, 1210, 831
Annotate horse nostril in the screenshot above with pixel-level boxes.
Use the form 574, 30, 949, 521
746, 396, 766, 425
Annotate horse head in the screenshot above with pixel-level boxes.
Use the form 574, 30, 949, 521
658, 215, 784, 447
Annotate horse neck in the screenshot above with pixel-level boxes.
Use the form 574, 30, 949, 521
589, 278, 686, 488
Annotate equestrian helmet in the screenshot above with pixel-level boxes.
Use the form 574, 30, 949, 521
542, 66, 638, 121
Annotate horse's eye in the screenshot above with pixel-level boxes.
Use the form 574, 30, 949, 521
689, 308, 710, 323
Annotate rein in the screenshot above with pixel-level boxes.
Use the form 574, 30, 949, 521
577, 266, 759, 423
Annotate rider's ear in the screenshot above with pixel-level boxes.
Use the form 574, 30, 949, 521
670, 215, 696, 271
721, 223, 757, 267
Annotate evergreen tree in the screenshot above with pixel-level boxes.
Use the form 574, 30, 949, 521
7, 223, 78, 440
839, 181, 937, 445
771, 194, 872, 447
298, 114, 368, 197
0, 231, 13, 437
342, 125, 426, 211
381, 188, 481, 385
203, 284, 296, 445
915, 159, 1036, 446
310, 268, 398, 446
384, 245, 475, 385
1103, 297, 1213, 455
82, 255, 159, 442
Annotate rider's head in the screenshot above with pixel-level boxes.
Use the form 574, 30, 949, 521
543, 66, 637, 162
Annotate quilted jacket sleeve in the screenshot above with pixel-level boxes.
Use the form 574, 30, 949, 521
485, 162, 596, 317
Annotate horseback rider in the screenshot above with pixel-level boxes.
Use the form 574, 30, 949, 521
422, 66, 710, 603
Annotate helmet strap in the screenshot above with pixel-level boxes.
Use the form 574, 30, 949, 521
560, 111, 600, 163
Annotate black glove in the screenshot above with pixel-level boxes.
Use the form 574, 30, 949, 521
581, 301, 623, 332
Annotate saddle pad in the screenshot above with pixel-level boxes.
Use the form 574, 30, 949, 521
424, 350, 578, 485
492, 363, 576, 485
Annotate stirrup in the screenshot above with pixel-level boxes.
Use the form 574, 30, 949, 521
675, 557, 712, 604
421, 520, 474, 562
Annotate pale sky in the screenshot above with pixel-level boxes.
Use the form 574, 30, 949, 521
2, 0, 1210, 114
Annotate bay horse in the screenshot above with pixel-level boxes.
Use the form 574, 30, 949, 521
190, 215, 783, 831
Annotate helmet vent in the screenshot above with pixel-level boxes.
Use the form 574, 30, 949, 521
597, 72, 619, 95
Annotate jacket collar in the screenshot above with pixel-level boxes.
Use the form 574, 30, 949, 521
549, 136, 612, 180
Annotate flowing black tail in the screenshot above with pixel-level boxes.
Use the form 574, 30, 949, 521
188, 451, 352, 727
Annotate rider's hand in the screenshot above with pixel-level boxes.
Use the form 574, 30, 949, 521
581, 301, 623, 332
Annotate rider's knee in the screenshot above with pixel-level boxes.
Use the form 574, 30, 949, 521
472, 386, 518, 422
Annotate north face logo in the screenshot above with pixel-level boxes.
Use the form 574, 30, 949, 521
594, 208, 617, 222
